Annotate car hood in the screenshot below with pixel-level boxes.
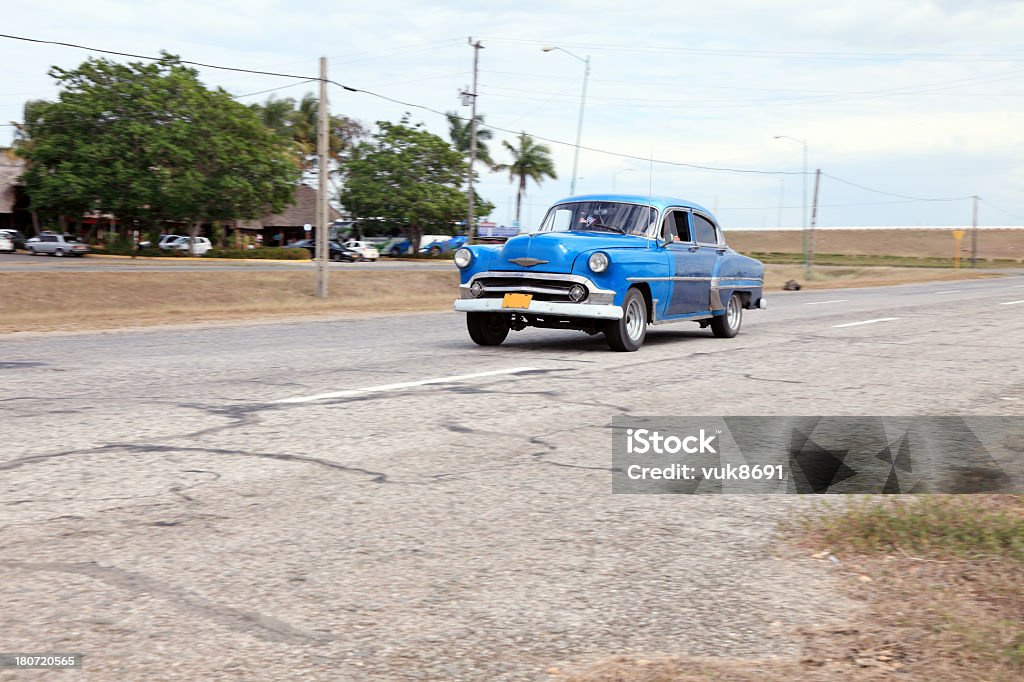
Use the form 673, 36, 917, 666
494, 232, 648, 273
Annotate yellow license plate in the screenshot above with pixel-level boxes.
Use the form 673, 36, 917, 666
502, 293, 533, 309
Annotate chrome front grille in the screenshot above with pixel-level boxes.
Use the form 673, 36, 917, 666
474, 275, 580, 301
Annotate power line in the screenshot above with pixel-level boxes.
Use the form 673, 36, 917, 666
0, 33, 318, 81
981, 199, 1024, 223
329, 80, 803, 175
820, 172, 972, 202
479, 36, 1024, 63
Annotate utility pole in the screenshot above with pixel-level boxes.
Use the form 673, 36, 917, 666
315, 56, 329, 298
808, 168, 821, 279
971, 195, 979, 268
464, 38, 483, 245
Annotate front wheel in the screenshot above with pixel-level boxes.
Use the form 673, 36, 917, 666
711, 293, 743, 338
604, 288, 648, 352
467, 312, 511, 346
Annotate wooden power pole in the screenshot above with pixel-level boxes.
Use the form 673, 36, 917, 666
315, 56, 329, 298
971, 195, 979, 268
465, 38, 483, 245
808, 168, 821, 278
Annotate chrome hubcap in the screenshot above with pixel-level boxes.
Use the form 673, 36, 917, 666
625, 297, 645, 341
727, 296, 741, 330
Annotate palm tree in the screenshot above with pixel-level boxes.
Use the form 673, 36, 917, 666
445, 111, 494, 168
496, 132, 557, 226
249, 95, 296, 139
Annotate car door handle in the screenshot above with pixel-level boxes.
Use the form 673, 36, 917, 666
688, 245, 699, 252
716, 248, 727, 255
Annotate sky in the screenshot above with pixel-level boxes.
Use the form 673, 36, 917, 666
3, 0, 1023, 229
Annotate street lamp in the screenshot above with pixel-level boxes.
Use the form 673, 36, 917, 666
774, 135, 809, 273
543, 46, 590, 196
612, 168, 637, 192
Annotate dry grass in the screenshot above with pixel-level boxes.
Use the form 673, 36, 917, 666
551, 496, 1023, 682
726, 228, 1024, 262
0, 265, 1005, 334
0, 270, 458, 334
762, 264, 1001, 290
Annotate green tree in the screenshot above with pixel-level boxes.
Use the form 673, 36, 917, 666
341, 116, 493, 253
16, 54, 299, 250
445, 111, 494, 168
496, 132, 557, 227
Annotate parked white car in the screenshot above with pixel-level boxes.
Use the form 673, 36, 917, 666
156, 234, 186, 248
26, 233, 90, 256
0, 233, 13, 253
341, 240, 379, 261
161, 236, 212, 255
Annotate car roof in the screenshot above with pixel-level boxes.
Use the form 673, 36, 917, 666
550, 193, 715, 218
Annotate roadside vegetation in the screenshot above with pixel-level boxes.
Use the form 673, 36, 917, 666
552, 495, 1023, 681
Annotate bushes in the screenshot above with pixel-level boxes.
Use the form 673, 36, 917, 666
204, 247, 309, 260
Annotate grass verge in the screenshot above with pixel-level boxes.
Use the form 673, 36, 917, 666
0, 265, 1005, 334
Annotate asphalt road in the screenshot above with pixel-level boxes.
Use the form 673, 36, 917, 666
0, 252, 452, 272
2, 276, 1022, 680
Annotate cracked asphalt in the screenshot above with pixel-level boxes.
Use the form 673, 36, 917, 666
2, 275, 1022, 680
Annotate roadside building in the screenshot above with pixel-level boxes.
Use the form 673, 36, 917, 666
236, 185, 340, 246
0, 152, 31, 232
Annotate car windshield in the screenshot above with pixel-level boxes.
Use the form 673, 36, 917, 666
538, 201, 657, 236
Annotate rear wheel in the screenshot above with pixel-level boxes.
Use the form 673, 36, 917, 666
604, 288, 647, 352
467, 312, 511, 346
711, 293, 743, 338
53, 249, 64, 257
330, 251, 342, 262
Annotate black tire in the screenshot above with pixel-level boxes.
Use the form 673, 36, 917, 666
330, 251, 342, 262
429, 245, 441, 256
29, 247, 38, 256
467, 312, 511, 346
711, 293, 743, 338
52, 249, 63, 257
604, 288, 648, 352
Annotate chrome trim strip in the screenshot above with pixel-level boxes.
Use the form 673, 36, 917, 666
627, 276, 712, 282
651, 311, 715, 326
453, 298, 624, 320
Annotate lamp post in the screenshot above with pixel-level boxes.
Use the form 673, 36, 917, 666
612, 168, 637, 192
543, 46, 590, 196
774, 135, 808, 273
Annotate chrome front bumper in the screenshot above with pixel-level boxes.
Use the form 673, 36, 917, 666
453, 298, 624, 320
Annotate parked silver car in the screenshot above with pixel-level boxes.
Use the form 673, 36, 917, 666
26, 233, 90, 257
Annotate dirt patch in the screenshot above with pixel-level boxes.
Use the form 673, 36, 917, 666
552, 496, 1023, 682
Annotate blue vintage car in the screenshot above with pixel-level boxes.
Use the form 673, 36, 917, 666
453, 194, 765, 351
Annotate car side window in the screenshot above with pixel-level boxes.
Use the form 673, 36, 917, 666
693, 213, 718, 245
661, 211, 692, 243
43, 235, 57, 242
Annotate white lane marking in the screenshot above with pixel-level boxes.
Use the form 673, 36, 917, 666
804, 299, 847, 305
1000, 397, 1019, 401
831, 317, 900, 328
274, 366, 540, 404
1000, 299, 1024, 305
1012, 284, 1024, 288
934, 290, 961, 294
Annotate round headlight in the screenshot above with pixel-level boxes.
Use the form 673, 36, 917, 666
568, 284, 587, 302
470, 280, 484, 298
588, 252, 609, 273
454, 247, 473, 268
